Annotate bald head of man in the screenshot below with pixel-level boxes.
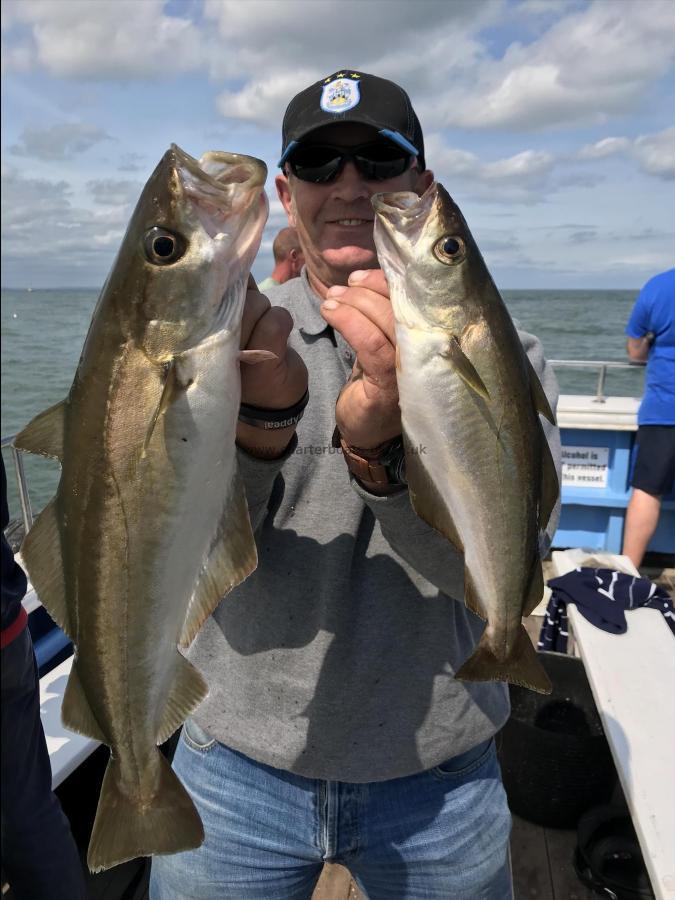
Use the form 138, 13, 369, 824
261, 227, 305, 289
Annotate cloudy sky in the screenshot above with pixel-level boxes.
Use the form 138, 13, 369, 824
1, 0, 674, 290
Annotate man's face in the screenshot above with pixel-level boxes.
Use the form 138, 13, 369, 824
276, 123, 433, 291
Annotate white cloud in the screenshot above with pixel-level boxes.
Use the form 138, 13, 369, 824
1, 168, 128, 281
10, 123, 112, 161
577, 137, 631, 160
216, 71, 318, 126
425, 135, 566, 203
87, 179, 143, 207
1, 0, 206, 78
577, 126, 675, 180
633, 126, 675, 180
431, 0, 675, 130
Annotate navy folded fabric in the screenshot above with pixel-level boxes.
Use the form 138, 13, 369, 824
538, 567, 675, 653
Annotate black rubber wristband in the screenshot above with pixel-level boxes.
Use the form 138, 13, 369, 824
238, 389, 309, 431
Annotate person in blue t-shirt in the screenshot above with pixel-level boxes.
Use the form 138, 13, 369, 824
622, 268, 675, 567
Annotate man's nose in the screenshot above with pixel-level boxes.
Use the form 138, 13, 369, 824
330, 160, 371, 200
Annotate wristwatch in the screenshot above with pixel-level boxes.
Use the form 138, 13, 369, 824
332, 428, 407, 490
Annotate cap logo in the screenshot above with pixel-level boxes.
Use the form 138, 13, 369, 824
320, 77, 360, 114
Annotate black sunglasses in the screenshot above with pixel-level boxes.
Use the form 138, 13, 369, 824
286, 141, 413, 183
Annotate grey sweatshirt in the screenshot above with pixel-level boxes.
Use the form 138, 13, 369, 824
189, 270, 561, 782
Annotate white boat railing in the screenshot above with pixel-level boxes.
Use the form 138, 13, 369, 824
549, 359, 645, 403
1, 358, 646, 535
1, 433, 33, 534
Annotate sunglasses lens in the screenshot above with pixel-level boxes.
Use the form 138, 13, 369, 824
288, 146, 343, 183
355, 142, 411, 180
289, 142, 411, 183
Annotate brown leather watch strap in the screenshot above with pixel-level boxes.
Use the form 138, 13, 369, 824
339, 438, 392, 488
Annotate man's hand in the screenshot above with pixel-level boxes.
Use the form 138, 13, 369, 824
236, 276, 308, 458
320, 269, 400, 449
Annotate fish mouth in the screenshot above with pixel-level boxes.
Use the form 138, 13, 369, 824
168, 144, 267, 241
371, 181, 438, 228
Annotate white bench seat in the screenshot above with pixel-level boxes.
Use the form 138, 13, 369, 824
39, 656, 100, 789
551, 549, 675, 900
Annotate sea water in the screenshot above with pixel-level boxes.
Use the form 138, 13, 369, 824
1, 287, 643, 517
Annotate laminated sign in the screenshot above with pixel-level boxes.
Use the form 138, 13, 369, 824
561, 446, 609, 488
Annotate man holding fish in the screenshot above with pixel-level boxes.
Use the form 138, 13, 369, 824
150, 70, 561, 899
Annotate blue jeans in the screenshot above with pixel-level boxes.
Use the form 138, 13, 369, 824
150, 720, 512, 899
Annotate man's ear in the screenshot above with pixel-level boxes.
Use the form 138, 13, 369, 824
275, 174, 296, 225
414, 168, 435, 195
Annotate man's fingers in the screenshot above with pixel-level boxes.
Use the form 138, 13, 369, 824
324, 275, 395, 345
240, 288, 271, 349
320, 302, 395, 378
347, 268, 389, 296
246, 306, 294, 359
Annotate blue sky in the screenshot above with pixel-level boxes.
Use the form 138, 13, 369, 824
1, 0, 674, 289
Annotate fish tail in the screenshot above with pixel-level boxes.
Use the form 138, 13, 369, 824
87, 751, 204, 873
455, 625, 552, 694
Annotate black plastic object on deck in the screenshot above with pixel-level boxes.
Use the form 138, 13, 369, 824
497, 651, 617, 828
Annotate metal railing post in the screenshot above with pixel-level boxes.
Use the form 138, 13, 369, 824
12, 446, 34, 533
2, 435, 35, 536
594, 365, 608, 403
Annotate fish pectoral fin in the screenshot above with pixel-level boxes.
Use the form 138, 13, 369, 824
143, 359, 179, 455
155, 654, 208, 746
404, 433, 464, 551
87, 752, 203, 873
527, 358, 556, 424
522, 557, 545, 618
455, 625, 552, 694
20, 498, 72, 638
14, 399, 67, 461
238, 349, 278, 363
442, 337, 490, 401
62, 661, 108, 743
179, 466, 257, 649
538, 433, 560, 531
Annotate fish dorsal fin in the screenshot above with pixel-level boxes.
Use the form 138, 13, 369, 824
14, 399, 67, 461
527, 358, 556, 424
155, 653, 209, 745
404, 430, 464, 552
62, 660, 108, 743
179, 466, 257, 649
538, 429, 560, 531
20, 497, 72, 638
442, 337, 490, 401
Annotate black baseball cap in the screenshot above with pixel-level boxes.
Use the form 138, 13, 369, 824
279, 70, 426, 171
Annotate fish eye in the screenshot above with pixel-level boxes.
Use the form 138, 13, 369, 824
144, 227, 187, 266
433, 235, 465, 266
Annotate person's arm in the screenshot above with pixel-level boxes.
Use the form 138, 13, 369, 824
626, 335, 652, 363
319, 269, 561, 592
625, 285, 653, 363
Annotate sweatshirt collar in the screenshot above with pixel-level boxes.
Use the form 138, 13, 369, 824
295, 269, 333, 337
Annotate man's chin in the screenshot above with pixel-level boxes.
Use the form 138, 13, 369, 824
322, 246, 378, 273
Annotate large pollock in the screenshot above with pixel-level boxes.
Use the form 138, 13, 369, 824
373, 182, 558, 695
15, 145, 268, 870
